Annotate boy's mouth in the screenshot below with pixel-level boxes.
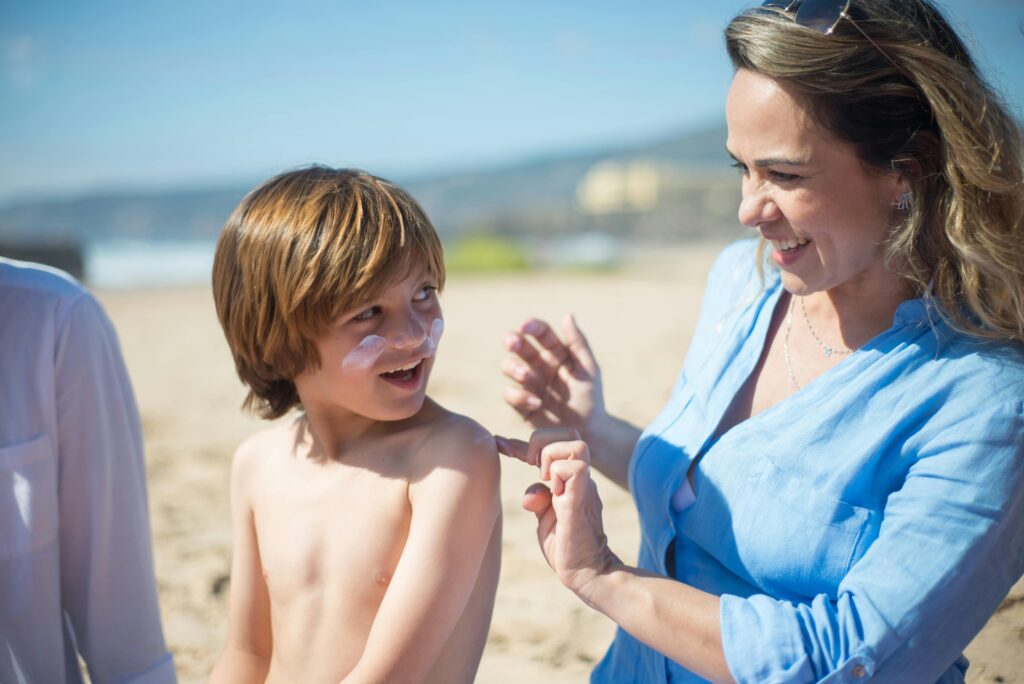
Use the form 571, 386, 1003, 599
380, 358, 424, 385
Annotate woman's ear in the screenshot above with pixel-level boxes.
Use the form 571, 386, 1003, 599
888, 156, 921, 207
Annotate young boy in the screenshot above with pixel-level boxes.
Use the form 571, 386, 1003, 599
208, 167, 501, 683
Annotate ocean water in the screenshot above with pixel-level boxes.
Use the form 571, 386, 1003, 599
85, 239, 218, 289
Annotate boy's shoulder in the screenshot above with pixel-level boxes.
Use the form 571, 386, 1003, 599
230, 420, 295, 480
406, 400, 498, 476
418, 401, 493, 444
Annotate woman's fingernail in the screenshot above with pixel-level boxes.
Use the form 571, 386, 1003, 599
504, 333, 520, 351
526, 396, 542, 411
523, 320, 543, 336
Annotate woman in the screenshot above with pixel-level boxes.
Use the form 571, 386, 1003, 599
496, 1, 1024, 681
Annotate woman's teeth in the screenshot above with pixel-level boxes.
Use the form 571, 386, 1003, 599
771, 237, 810, 252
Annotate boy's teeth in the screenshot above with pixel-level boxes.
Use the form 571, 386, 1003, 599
390, 360, 420, 373
771, 237, 810, 252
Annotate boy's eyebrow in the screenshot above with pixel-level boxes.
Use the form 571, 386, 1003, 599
726, 147, 810, 167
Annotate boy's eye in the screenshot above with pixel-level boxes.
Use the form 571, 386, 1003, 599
730, 161, 749, 177
353, 305, 381, 322
414, 285, 437, 302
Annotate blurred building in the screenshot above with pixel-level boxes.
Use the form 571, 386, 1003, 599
577, 161, 663, 214
575, 158, 742, 241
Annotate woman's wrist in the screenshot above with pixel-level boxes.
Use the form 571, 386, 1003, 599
581, 409, 642, 490
579, 404, 612, 446
566, 550, 627, 610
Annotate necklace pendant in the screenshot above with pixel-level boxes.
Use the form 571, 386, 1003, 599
823, 347, 833, 358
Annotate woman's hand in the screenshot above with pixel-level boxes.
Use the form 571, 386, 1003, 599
500, 314, 641, 490
497, 428, 622, 601
501, 314, 607, 438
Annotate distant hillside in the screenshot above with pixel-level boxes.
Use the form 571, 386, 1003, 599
0, 186, 250, 243
0, 123, 740, 245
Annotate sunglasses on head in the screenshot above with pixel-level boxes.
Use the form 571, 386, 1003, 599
761, 0, 855, 35
761, 0, 911, 78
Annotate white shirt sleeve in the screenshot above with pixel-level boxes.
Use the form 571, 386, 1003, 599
53, 293, 176, 683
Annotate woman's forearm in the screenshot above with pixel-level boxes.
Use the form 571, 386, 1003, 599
577, 562, 734, 684
583, 412, 642, 490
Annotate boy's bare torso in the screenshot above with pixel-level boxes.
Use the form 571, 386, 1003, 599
238, 402, 499, 683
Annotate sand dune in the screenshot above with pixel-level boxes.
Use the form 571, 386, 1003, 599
97, 242, 1023, 683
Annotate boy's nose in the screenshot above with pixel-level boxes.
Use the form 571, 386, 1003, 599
390, 313, 428, 351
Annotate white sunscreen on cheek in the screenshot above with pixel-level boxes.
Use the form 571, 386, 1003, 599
341, 335, 386, 371
426, 318, 444, 353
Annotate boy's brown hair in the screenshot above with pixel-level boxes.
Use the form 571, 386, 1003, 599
212, 166, 445, 419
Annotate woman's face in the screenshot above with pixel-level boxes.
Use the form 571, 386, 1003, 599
725, 68, 906, 297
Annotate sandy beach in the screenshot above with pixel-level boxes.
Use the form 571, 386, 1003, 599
96, 242, 1023, 683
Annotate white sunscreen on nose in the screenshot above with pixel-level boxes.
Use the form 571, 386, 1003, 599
426, 318, 444, 353
341, 335, 386, 371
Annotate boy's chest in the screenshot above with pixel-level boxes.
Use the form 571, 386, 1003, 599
252, 466, 412, 605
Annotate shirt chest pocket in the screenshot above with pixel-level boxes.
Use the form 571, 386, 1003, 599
728, 456, 877, 600
0, 435, 58, 560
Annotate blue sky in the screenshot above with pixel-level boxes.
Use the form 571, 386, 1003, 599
0, 0, 1021, 203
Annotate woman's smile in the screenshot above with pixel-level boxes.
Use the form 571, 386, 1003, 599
766, 236, 811, 266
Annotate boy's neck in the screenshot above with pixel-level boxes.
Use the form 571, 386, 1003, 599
295, 398, 437, 461
296, 408, 382, 462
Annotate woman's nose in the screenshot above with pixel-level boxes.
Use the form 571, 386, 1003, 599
737, 184, 781, 229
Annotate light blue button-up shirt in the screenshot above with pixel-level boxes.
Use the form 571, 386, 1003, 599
592, 240, 1024, 683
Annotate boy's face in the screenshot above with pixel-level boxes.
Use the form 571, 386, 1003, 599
294, 262, 443, 424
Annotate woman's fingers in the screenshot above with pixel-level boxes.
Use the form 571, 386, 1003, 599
496, 428, 590, 476
522, 483, 558, 558
502, 385, 543, 420
505, 324, 559, 374
500, 355, 546, 393
539, 439, 590, 482
503, 331, 539, 362
524, 458, 614, 594
560, 313, 599, 377
495, 435, 529, 463
548, 458, 590, 497
522, 482, 553, 516
519, 318, 571, 370
524, 427, 584, 474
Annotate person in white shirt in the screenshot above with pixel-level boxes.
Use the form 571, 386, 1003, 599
0, 257, 175, 683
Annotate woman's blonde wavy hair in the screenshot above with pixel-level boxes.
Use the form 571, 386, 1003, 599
212, 166, 445, 419
726, 0, 1024, 342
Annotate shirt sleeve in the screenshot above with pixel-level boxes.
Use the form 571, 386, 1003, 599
54, 293, 177, 684
719, 400, 1024, 683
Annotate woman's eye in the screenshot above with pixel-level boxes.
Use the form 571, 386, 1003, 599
353, 306, 380, 322
769, 170, 800, 183
730, 161, 749, 176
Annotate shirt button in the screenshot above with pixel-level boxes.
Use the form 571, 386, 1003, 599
851, 664, 866, 678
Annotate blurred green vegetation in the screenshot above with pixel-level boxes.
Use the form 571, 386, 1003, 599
445, 234, 530, 273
